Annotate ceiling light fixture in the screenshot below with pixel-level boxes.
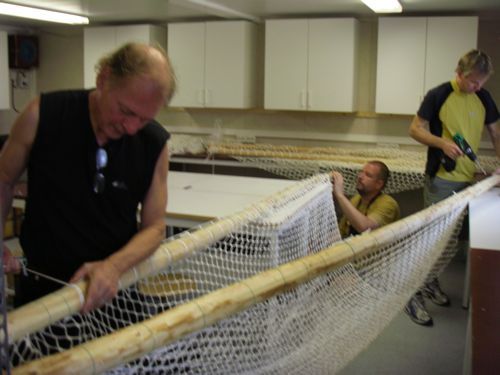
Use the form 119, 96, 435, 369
361, 0, 402, 13
0, 2, 89, 24
171, 0, 261, 23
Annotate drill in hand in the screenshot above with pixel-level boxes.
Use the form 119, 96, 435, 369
440, 133, 487, 175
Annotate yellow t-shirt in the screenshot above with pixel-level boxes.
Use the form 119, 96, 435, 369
339, 193, 400, 238
436, 80, 486, 182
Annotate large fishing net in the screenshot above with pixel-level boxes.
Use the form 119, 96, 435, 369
4, 173, 498, 374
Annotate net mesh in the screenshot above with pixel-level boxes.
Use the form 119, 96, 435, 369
206, 142, 498, 194
5, 172, 494, 374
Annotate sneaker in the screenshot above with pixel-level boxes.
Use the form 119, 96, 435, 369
423, 278, 450, 306
405, 293, 433, 326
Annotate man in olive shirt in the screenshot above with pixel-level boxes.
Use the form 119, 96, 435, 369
331, 161, 400, 238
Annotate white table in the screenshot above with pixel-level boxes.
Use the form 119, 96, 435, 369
166, 171, 296, 228
12, 172, 297, 229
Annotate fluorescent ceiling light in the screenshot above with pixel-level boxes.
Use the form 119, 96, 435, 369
361, 0, 402, 13
0, 2, 89, 24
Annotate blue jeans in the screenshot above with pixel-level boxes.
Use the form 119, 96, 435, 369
423, 175, 470, 208
420, 175, 470, 289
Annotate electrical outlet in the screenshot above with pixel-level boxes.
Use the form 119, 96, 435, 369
10, 71, 30, 89
17, 71, 29, 89
9, 71, 17, 88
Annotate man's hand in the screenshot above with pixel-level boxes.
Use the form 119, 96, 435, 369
441, 138, 463, 160
330, 171, 345, 198
70, 259, 121, 313
2, 245, 21, 274
473, 172, 489, 183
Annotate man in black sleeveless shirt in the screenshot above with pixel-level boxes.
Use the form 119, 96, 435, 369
0, 43, 176, 313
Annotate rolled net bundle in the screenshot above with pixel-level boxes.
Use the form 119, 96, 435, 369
168, 134, 205, 156
4, 174, 498, 374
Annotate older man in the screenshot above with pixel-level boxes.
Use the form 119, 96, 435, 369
0, 43, 176, 312
331, 160, 400, 238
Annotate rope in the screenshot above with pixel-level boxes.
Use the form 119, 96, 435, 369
23, 267, 85, 308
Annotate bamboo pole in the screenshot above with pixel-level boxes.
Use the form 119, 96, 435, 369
348, 174, 499, 260
13, 243, 356, 375
6, 174, 329, 342
211, 147, 422, 165
209, 142, 424, 157
12, 174, 499, 374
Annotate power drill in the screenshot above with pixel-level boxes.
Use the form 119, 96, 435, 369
440, 133, 487, 175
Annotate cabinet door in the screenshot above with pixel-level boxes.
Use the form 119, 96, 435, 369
0, 31, 10, 109
375, 18, 427, 115
205, 21, 256, 108
84, 27, 116, 88
265, 19, 308, 110
168, 23, 205, 107
84, 25, 167, 90
308, 18, 358, 112
425, 17, 478, 93
115, 25, 151, 46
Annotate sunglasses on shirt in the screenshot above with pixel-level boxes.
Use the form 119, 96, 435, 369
93, 147, 108, 194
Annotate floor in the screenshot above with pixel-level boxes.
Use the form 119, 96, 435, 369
340, 252, 469, 375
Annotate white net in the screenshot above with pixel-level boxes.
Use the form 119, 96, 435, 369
207, 142, 499, 194
168, 134, 206, 156
4, 174, 498, 374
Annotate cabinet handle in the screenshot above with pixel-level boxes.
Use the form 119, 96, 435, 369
308, 91, 312, 109
300, 90, 307, 108
205, 89, 209, 106
197, 89, 204, 105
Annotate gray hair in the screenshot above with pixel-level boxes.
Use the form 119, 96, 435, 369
96, 42, 177, 104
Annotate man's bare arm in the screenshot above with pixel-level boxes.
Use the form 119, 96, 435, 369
0, 97, 39, 272
331, 171, 378, 233
409, 115, 462, 159
71, 143, 169, 313
486, 121, 500, 159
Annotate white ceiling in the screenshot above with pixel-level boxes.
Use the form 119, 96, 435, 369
1, 0, 500, 28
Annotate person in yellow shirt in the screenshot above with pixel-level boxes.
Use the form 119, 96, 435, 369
331, 160, 400, 238
407, 49, 500, 326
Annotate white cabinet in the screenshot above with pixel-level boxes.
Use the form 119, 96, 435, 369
265, 18, 359, 112
425, 17, 478, 91
375, 16, 478, 115
168, 21, 257, 108
84, 25, 166, 88
0, 31, 10, 110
